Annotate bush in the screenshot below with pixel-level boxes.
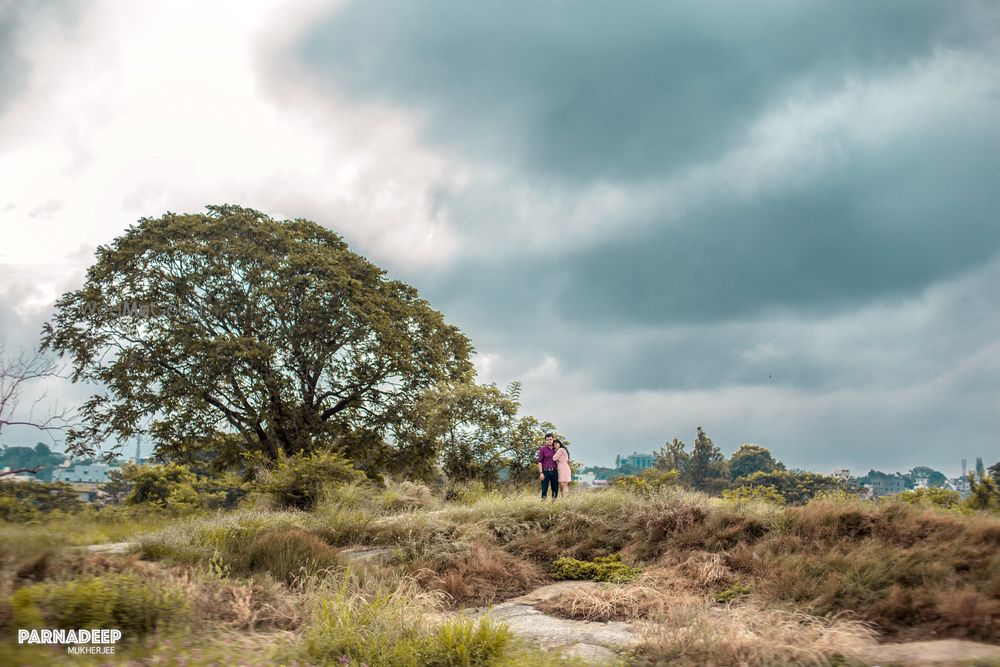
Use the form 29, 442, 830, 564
0, 480, 82, 520
897, 487, 962, 509
733, 470, 850, 505
258, 450, 366, 510
298, 571, 511, 667
233, 528, 341, 582
109, 462, 247, 512
551, 554, 641, 583
720, 485, 786, 506
716, 582, 751, 603
10, 572, 189, 638
612, 468, 680, 494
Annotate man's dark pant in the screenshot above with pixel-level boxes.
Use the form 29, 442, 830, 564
541, 468, 559, 499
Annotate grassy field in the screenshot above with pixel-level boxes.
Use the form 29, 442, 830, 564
1, 482, 998, 666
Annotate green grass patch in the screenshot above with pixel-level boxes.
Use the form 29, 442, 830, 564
551, 554, 641, 583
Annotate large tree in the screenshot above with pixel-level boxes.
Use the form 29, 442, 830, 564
399, 380, 560, 484
41, 206, 473, 470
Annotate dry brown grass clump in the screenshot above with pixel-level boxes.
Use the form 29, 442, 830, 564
536, 583, 671, 621
637, 599, 878, 667
234, 528, 342, 583
412, 543, 546, 606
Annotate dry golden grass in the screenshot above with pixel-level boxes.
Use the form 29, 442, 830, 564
536, 582, 670, 621
638, 599, 878, 666
411, 543, 546, 606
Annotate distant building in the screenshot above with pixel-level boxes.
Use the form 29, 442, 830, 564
615, 452, 655, 471
865, 476, 906, 497
913, 475, 930, 490
52, 462, 115, 484
947, 476, 971, 500
831, 469, 851, 480
576, 471, 597, 487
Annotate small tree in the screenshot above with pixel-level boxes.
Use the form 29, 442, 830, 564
966, 474, 999, 512
687, 427, 727, 492
728, 444, 782, 480
654, 438, 688, 473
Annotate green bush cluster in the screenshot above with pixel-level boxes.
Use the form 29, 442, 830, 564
235, 528, 342, 582
611, 468, 680, 494
258, 450, 366, 510
108, 462, 248, 512
715, 582, 751, 603
551, 553, 641, 583
299, 574, 511, 667
0, 480, 82, 522
896, 487, 962, 509
10, 572, 189, 638
720, 484, 786, 506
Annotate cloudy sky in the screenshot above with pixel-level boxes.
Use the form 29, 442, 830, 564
1, 0, 998, 475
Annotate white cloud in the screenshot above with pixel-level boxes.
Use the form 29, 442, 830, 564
0, 0, 463, 302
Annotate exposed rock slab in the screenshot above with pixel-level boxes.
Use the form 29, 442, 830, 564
338, 546, 396, 563
81, 542, 133, 554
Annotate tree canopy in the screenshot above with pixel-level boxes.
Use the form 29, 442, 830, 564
41, 205, 473, 470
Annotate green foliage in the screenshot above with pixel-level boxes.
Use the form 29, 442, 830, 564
257, 450, 366, 510
897, 487, 962, 509
654, 438, 689, 473
235, 528, 341, 582
401, 380, 563, 485
10, 573, 189, 638
551, 554, 641, 583
41, 204, 473, 473
727, 444, 783, 480
0, 443, 65, 480
966, 474, 1000, 511
0, 479, 82, 521
720, 484, 786, 506
687, 427, 727, 492
611, 468, 680, 494
110, 462, 247, 512
299, 572, 511, 667
715, 582, 751, 603
735, 469, 849, 505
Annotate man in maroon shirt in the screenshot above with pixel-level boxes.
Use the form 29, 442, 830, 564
538, 432, 559, 500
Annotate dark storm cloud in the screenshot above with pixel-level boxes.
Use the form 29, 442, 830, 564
299, 0, 989, 185
555, 129, 1000, 326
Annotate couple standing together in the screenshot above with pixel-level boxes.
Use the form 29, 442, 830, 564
537, 432, 571, 500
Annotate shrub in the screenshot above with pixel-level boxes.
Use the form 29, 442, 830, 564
109, 462, 247, 512
297, 571, 510, 667
716, 582, 752, 603
10, 572, 189, 638
0, 480, 82, 520
612, 468, 680, 494
445, 479, 488, 505
721, 485, 786, 506
378, 480, 436, 513
413, 543, 545, 605
551, 553, 641, 583
732, 470, 852, 505
233, 528, 341, 582
897, 487, 962, 509
258, 450, 366, 510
